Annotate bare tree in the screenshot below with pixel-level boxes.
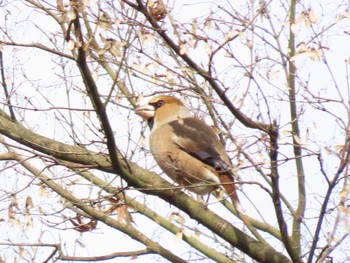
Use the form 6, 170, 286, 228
0, 0, 349, 262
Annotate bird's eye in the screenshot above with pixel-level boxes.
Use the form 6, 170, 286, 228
156, 100, 165, 107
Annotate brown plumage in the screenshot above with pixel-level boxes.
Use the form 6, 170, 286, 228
135, 95, 239, 206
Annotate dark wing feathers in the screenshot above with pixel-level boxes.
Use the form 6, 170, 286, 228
185, 150, 231, 173
169, 117, 240, 207
169, 117, 231, 173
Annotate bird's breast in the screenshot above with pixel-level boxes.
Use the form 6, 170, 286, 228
149, 125, 220, 195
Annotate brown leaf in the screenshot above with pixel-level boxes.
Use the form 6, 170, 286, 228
116, 205, 134, 225
149, 0, 166, 21
69, 215, 98, 232
25, 196, 34, 211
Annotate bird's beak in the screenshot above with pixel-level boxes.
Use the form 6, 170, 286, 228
134, 104, 155, 120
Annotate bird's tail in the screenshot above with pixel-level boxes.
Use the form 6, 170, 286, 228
219, 173, 241, 211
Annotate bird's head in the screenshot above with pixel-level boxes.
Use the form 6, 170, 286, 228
135, 95, 192, 129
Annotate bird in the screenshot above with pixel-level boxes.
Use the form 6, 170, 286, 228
135, 95, 239, 206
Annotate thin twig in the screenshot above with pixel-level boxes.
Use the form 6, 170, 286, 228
0, 50, 16, 120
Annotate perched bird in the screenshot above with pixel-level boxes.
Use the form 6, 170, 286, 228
135, 95, 239, 206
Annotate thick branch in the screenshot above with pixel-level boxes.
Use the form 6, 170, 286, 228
70, 1, 130, 179
0, 109, 291, 263
65, 165, 237, 263
10, 151, 185, 263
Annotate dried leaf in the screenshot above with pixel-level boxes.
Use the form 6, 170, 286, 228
293, 134, 301, 145
149, 0, 166, 21
174, 230, 183, 243
8, 206, 15, 220
244, 72, 252, 78
304, 19, 311, 28
294, 13, 305, 24
38, 184, 51, 197
31, 245, 38, 255
169, 213, 175, 222
24, 214, 33, 229
96, 48, 106, 56
110, 40, 122, 56
99, 21, 112, 30
191, 19, 198, 35
204, 42, 212, 56
140, 33, 155, 47
238, 31, 248, 44
67, 40, 75, 50
99, 11, 112, 30
180, 66, 194, 78
339, 185, 350, 202
257, 152, 269, 164
25, 196, 34, 210
116, 205, 133, 225
69, 215, 98, 232
290, 23, 298, 34
224, 51, 232, 58
179, 43, 187, 55
92, 70, 98, 81
281, 130, 293, 137
226, 30, 239, 40
308, 10, 318, 24
169, 212, 185, 224
175, 214, 185, 224
166, 70, 175, 84
9, 218, 22, 228
334, 145, 345, 152
289, 52, 307, 62
142, 65, 150, 75
115, 92, 122, 103
296, 42, 307, 52
67, 9, 77, 20
266, 70, 280, 80
194, 228, 201, 239
204, 18, 212, 29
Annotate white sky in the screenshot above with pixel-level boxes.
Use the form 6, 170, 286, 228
0, 0, 349, 262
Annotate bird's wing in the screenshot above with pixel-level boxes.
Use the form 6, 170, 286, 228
169, 117, 240, 206
168, 117, 231, 173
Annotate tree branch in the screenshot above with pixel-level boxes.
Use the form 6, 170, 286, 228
0, 50, 16, 120
269, 124, 302, 263
288, 0, 305, 257
129, 0, 272, 133
7, 149, 186, 263
70, 0, 130, 179
57, 249, 154, 261
64, 163, 238, 263
0, 109, 291, 263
